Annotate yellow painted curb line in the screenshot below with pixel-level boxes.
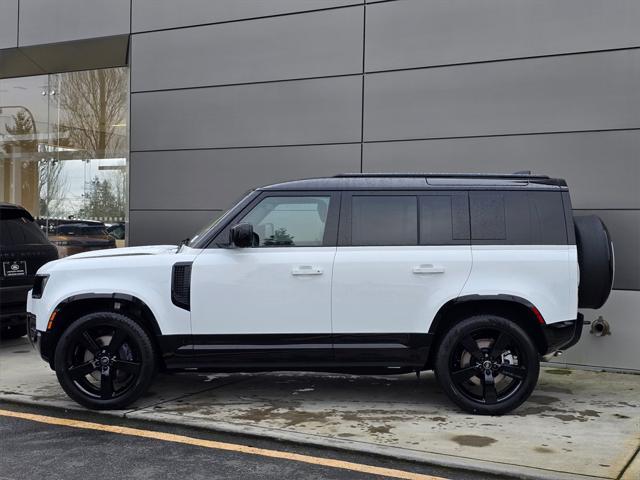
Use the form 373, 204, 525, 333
0, 408, 448, 480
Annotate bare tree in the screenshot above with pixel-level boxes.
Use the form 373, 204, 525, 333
39, 160, 69, 217
58, 68, 128, 159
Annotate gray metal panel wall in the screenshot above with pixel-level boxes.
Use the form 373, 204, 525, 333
573, 210, 640, 291
131, 7, 363, 91
0, 0, 18, 49
130, 145, 361, 211
365, 0, 640, 72
364, 49, 640, 141
18, 0, 130, 46
131, 0, 362, 32
129, 210, 222, 246
131, 76, 362, 151
362, 131, 640, 210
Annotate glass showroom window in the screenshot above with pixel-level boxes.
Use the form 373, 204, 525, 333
0, 67, 129, 254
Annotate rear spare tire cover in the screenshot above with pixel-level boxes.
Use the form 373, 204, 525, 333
574, 215, 614, 309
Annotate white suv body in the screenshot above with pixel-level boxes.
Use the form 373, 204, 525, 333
27, 173, 613, 414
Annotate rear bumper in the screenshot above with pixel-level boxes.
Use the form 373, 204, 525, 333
0, 295, 28, 328
1, 284, 32, 304
541, 313, 584, 355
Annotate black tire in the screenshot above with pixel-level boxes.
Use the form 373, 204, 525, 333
0, 324, 27, 340
574, 215, 614, 309
54, 311, 155, 410
435, 315, 540, 415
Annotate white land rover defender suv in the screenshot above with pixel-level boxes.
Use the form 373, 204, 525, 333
27, 173, 614, 415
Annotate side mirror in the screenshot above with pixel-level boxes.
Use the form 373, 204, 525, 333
229, 223, 254, 248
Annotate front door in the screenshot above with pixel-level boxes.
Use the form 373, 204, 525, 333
189, 193, 339, 367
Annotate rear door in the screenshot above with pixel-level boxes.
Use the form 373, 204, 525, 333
331, 191, 472, 364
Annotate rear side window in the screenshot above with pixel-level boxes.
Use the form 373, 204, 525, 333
351, 196, 417, 246
469, 191, 567, 245
349, 193, 471, 246
419, 194, 470, 245
0, 217, 48, 247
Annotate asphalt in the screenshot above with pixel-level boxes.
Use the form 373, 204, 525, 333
0, 403, 507, 480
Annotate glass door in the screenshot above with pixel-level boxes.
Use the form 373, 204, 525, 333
1, 67, 129, 255
0, 74, 50, 217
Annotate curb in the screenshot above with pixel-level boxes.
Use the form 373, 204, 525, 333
0, 394, 607, 480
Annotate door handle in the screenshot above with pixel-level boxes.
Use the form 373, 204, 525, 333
291, 265, 323, 276
412, 264, 445, 274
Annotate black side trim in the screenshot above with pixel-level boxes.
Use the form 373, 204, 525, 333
333, 333, 432, 365
171, 262, 192, 311
156, 333, 433, 370
429, 294, 540, 335
52, 293, 163, 335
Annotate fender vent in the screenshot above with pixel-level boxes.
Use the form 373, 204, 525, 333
171, 262, 192, 310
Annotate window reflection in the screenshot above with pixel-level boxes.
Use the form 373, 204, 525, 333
0, 67, 129, 254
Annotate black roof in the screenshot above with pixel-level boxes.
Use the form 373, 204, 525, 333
0, 202, 35, 220
258, 173, 567, 191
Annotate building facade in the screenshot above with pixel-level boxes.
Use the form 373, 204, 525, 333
1, 0, 639, 371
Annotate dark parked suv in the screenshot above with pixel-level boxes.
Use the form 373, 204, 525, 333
0, 203, 58, 339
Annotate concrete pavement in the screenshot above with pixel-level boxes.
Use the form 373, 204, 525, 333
1, 336, 639, 480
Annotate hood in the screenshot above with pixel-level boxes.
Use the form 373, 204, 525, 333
65, 245, 178, 260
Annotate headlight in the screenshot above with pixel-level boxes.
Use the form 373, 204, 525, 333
32, 274, 49, 299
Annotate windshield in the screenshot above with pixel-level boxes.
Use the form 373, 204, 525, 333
187, 190, 254, 248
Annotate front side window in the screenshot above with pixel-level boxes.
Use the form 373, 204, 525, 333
240, 196, 331, 247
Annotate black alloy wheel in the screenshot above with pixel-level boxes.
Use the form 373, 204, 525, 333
435, 315, 540, 415
54, 312, 155, 410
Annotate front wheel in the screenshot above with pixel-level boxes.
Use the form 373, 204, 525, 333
54, 311, 156, 410
435, 315, 540, 415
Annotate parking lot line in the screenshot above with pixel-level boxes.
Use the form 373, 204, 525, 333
0, 408, 447, 480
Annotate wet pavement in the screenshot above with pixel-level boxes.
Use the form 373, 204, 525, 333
1, 336, 639, 480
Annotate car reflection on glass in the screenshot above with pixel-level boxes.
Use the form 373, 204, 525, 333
49, 224, 116, 257
106, 223, 126, 248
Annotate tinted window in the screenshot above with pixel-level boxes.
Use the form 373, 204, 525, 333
81, 227, 108, 236
0, 217, 49, 247
419, 194, 470, 245
240, 196, 330, 247
469, 192, 506, 240
56, 225, 80, 235
351, 196, 417, 246
470, 191, 567, 244
525, 192, 567, 244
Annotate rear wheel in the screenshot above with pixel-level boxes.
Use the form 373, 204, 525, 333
54, 311, 155, 410
435, 315, 539, 415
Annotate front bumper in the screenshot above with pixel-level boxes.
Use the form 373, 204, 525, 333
27, 313, 54, 367
541, 313, 584, 355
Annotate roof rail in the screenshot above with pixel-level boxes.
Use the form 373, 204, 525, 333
334, 172, 550, 180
